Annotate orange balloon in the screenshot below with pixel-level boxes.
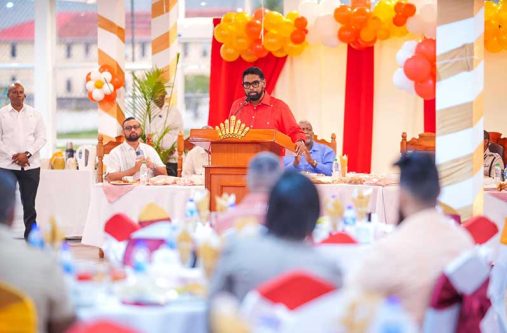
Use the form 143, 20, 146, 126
85, 72, 91, 82
393, 14, 407, 27
253, 8, 269, 21
334, 5, 352, 25
245, 19, 262, 40
214, 23, 235, 44
415, 77, 435, 100
403, 3, 416, 17
290, 29, 306, 44
99, 64, 114, 74
111, 76, 124, 89
294, 16, 308, 30
394, 2, 405, 14
220, 44, 240, 62
498, 31, 507, 49
240, 48, 258, 62
233, 35, 249, 51
251, 39, 269, 58
263, 31, 283, 51
338, 25, 359, 44
350, 7, 371, 29
367, 16, 382, 31
87, 91, 95, 102
377, 28, 390, 40
221, 12, 236, 24
485, 37, 503, 52
103, 90, 117, 102
272, 47, 287, 58
359, 27, 377, 43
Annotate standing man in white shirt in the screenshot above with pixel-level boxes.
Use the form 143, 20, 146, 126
150, 91, 183, 176
106, 117, 167, 182
0, 82, 47, 239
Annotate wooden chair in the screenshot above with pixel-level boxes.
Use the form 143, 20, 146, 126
314, 133, 337, 153
96, 134, 124, 183
176, 131, 194, 177
400, 132, 435, 153
0, 282, 37, 333
489, 131, 507, 166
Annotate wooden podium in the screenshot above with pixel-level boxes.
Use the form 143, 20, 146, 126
189, 129, 295, 211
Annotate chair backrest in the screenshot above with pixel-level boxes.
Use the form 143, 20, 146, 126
96, 134, 124, 182
176, 131, 194, 177
401, 132, 435, 153
313, 133, 337, 153
489, 142, 504, 160
0, 282, 37, 333
489, 131, 507, 166
422, 249, 496, 333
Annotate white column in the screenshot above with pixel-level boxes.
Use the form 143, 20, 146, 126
34, 0, 56, 157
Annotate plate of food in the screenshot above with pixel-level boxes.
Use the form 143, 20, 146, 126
109, 180, 136, 186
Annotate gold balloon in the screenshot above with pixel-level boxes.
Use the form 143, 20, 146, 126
263, 31, 283, 51
220, 44, 240, 62
272, 47, 288, 57
214, 23, 235, 44
287, 10, 300, 22
240, 48, 258, 62
284, 41, 306, 56
485, 37, 503, 52
233, 35, 249, 51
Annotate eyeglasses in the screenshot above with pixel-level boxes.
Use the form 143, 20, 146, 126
242, 80, 261, 89
124, 125, 141, 131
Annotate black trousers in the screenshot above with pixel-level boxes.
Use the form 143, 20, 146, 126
166, 162, 178, 176
1, 167, 40, 239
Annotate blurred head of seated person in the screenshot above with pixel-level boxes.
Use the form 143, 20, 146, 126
0, 170, 75, 333
213, 152, 282, 235
182, 126, 212, 177
353, 152, 474, 325
105, 117, 167, 182
483, 130, 504, 177
209, 170, 342, 302
283, 120, 335, 176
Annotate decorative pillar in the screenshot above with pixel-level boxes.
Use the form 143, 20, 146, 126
97, 0, 126, 143
151, 0, 179, 101
436, 0, 484, 219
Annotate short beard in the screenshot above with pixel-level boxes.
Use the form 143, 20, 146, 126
126, 134, 139, 142
248, 91, 263, 102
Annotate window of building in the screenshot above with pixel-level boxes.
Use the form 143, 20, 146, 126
65, 79, 72, 94
65, 44, 73, 59
84, 43, 91, 58
10, 43, 17, 58
201, 45, 209, 58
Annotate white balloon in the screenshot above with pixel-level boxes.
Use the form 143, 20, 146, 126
90, 70, 101, 81
85, 80, 95, 92
393, 68, 415, 94
401, 40, 418, 53
92, 89, 104, 101
319, 0, 341, 15
102, 81, 114, 95
298, 1, 320, 25
102, 71, 112, 82
396, 49, 413, 67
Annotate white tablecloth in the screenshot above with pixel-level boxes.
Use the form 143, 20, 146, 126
317, 184, 399, 224
77, 297, 207, 333
82, 184, 205, 248
14, 170, 94, 238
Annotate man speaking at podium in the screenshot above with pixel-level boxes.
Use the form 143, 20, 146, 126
229, 66, 306, 155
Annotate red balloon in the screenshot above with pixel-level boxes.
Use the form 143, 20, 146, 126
351, 37, 375, 50
99, 64, 114, 73
294, 16, 308, 30
334, 6, 352, 25
253, 8, 268, 21
393, 14, 407, 27
403, 55, 432, 82
403, 3, 416, 17
350, 7, 370, 29
103, 90, 117, 102
111, 76, 124, 89
245, 19, 262, 40
394, 2, 405, 14
290, 29, 306, 44
251, 39, 269, 58
415, 38, 436, 63
415, 77, 435, 100
338, 26, 358, 44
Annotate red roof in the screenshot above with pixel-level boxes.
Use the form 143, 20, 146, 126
0, 9, 230, 42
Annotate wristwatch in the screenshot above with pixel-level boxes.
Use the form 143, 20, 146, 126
25, 151, 32, 158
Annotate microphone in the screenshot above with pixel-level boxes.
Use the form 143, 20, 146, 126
232, 96, 250, 117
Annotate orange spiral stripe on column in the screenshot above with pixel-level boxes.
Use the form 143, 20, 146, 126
151, 0, 178, 87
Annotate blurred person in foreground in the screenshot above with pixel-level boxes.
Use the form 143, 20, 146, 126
0, 170, 75, 333
353, 152, 474, 324
213, 152, 282, 235
209, 170, 342, 302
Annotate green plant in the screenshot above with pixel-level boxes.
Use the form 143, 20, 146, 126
126, 66, 178, 162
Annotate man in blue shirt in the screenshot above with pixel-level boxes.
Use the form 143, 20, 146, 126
284, 121, 335, 176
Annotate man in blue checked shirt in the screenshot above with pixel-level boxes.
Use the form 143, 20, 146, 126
284, 120, 335, 176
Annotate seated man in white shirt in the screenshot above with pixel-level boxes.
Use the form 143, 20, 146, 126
106, 117, 167, 182
182, 146, 209, 177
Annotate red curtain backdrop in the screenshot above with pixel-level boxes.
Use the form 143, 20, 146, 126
208, 18, 287, 126
342, 46, 374, 173
424, 98, 436, 133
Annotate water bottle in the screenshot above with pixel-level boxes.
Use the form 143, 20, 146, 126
132, 241, 150, 273
332, 158, 341, 180
494, 163, 503, 183
59, 242, 75, 276
185, 198, 199, 220
140, 161, 149, 185
27, 224, 45, 249
65, 142, 75, 159
343, 205, 357, 227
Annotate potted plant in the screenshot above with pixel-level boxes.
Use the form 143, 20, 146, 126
127, 65, 179, 165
